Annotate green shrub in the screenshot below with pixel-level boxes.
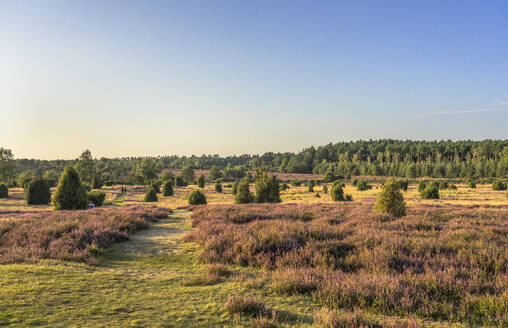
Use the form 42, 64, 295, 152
330, 182, 344, 201
149, 180, 161, 193
468, 182, 476, 189
356, 180, 371, 191
231, 181, 239, 195
421, 181, 439, 199
17, 170, 34, 189
87, 190, 106, 207
91, 175, 103, 189
345, 194, 353, 201
280, 183, 289, 191
448, 184, 458, 190
235, 178, 254, 204
197, 175, 205, 188
214, 180, 222, 193
144, 187, 158, 202
323, 185, 328, 194
82, 182, 92, 192
438, 181, 449, 190
290, 180, 301, 187
52, 166, 88, 210
255, 169, 280, 203
398, 179, 409, 191
492, 179, 507, 191
175, 176, 187, 187
0, 183, 8, 198
162, 180, 174, 196
314, 192, 320, 198
42, 170, 59, 188
26, 178, 51, 205
188, 190, 207, 205
374, 178, 406, 217
307, 180, 315, 192
351, 179, 358, 186
180, 166, 195, 185
417, 181, 427, 193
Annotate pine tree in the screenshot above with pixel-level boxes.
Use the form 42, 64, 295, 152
162, 180, 174, 196
52, 166, 88, 210
188, 190, 207, 205
235, 178, 253, 204
374, 178, 406, 217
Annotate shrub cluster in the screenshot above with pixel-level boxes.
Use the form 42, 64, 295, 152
197, 175, 205, 188
330, 182, 344, 201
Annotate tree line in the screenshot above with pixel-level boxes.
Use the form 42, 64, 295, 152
1, 139, 507, 186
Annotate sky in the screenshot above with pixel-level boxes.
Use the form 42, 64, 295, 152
1, 0, 507, 160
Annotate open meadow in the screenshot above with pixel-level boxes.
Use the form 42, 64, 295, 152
1, 175, 507, 327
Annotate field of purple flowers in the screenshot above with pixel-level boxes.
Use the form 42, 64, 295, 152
0, 206, 168, 265
186, 203, 508, 326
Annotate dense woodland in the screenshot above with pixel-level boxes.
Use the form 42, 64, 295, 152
1, 140, 507, 185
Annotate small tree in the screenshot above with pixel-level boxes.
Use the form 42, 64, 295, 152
136, 158, 158, 184
417, 181, 427, 193
175, 176, 187, 186
52, 166, 88, 210
330, 182, 344, 201
322, 185, 328, 194
374, 178, 406, 217
215, 180, 222, 193
188, 190, 207, 205
209, 165, 222, 181
88, 190, 106, 207
492, 179, 507, 191
197, 175, 205, 188
26, 177, 51, 205
92, 175, 103, 189
0, 182, 7, 198
307, 180, 315, 192
235, 178, 253, 204
254, 169, 280, 203
43, 169, 59, 188
163, 180, 174, 196
398, 179, 409, 191
17, 170, 34, 189
144, 187, 158, 202
231, 181, 239, 195
421, 181, 439, 199
180, 166, 195, 185
356, 180, 371, 191
149, 180, 161, 193
438, 181, 449, 190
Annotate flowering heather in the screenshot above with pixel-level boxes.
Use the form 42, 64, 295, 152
186, 203, 508, 326
0, 206, 168, 265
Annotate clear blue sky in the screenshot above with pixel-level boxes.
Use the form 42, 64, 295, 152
1, 0, 507, 159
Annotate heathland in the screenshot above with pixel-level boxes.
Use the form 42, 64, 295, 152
0, 142, 507, 327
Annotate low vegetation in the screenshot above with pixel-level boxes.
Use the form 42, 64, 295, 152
187, 203, 508, 326
0, 206, 168, 265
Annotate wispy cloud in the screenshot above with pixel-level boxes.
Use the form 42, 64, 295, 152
405, 101, 508, 117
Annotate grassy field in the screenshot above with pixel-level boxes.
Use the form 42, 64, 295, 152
0, 178, 507, 327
